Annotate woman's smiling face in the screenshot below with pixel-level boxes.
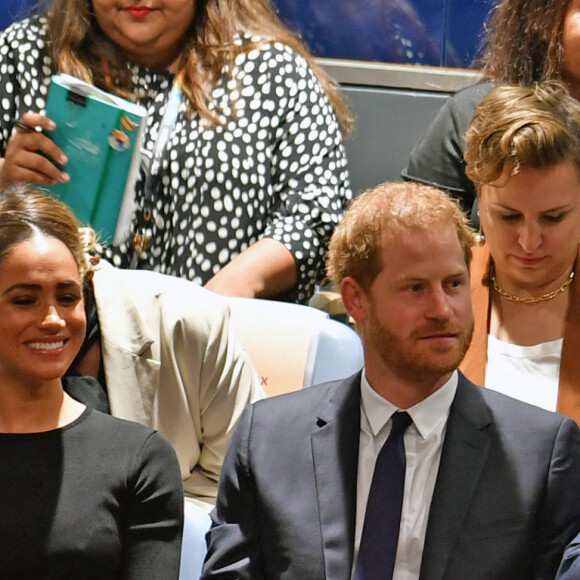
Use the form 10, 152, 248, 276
0, 233, 86, 388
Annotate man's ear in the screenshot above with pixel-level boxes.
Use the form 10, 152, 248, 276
340, 277, 369, 323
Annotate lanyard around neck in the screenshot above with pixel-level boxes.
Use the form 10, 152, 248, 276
149, 79, 183, 178
132, 79, 183, 260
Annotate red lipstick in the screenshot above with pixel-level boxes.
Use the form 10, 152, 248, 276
126, 5, 152, 18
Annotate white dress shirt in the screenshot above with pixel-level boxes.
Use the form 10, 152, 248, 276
353, 370, 458, 580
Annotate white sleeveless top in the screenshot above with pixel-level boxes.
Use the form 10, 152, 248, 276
484, 334, 563, 412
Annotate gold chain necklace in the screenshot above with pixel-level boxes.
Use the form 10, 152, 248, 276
490, 265, 575, 304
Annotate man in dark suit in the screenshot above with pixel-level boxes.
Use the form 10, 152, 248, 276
202, 182, 580, 580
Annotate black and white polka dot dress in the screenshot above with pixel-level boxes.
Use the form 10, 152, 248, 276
0, 16, 352, 302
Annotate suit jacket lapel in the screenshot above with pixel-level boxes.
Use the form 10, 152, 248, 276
311, 374, 361, 580
91, 265, 160, 425
420, 374, 492, 580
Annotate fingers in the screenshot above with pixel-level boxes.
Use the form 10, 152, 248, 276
6, 144, 69, 186
2, 114, 69, 187
5, 132, 70, 186
18, 112, 56, 133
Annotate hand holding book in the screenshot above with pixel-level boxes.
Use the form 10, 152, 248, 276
42, 74, 146, 244
1, 111, 70, 188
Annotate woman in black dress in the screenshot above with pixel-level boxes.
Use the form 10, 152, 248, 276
0, 184, 183, 579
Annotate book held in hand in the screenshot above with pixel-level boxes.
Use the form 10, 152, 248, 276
44, 74, 146, 243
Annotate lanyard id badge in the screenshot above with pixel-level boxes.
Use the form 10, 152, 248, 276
132, 80, 183, 261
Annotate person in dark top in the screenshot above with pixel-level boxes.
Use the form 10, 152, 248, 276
0, 185, 183, 579
402, 0, 580, 228
401, 81, 491, 226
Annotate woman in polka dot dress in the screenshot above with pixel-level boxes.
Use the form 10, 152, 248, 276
0, 0, 353, 303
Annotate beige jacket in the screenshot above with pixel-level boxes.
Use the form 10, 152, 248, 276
91, 263, 263, 509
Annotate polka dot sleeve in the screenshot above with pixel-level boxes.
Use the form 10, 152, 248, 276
0, 18, 52, 151
256, 45, 352, 302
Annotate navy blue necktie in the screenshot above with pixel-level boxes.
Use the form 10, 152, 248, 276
354, 411, 413, 580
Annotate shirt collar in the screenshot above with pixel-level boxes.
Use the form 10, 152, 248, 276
361, 370, 458, 440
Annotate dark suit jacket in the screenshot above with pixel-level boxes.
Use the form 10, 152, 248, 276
202, 372, 580, 580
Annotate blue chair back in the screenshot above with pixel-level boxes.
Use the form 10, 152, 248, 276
225, 296, 363, 397
306, 316, 363, 387
178, 301, 363, 578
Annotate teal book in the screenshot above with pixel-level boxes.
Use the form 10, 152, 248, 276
44, 74, 146, 243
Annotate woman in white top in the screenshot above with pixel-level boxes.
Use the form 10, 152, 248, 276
460, 81, 580, 423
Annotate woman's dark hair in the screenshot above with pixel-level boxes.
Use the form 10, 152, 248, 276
479, 0, 571, 84
0, 184, 88, 278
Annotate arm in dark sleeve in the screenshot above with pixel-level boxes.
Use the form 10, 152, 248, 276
534, 417, 580, 579
123, 431, 184, 580
401, 82, 492, 218
202, 405, 263, 580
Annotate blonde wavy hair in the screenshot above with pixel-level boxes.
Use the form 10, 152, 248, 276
327, 182, 475, 290
45, 0, 353, 136
464, 81, 580, 185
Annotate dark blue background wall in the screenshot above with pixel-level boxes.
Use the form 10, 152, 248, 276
0, 0, 36, 31
273, 0, 493, 69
